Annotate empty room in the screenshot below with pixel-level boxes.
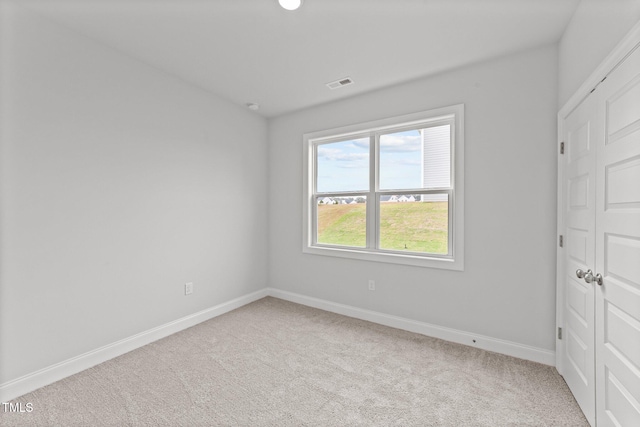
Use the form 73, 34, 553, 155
1, 0, 639, 425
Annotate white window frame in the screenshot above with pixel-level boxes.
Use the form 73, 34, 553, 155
302, 104, 464, 270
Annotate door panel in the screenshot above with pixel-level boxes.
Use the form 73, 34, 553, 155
568, 227, 589, 264
603, 367, 639, 427
605, 156, 640, 208
595, 44, 640, 427
568, 279, 588, 322
605, 234, 640, 285
570, 121, 592, 161
606, 74, 640, 137
570, 174, 590, 208
563, 94, 598, 425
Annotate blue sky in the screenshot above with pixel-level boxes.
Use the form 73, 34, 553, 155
316, 130, 422, 193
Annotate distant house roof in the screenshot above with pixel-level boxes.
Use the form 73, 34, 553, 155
319, 197, 334, 204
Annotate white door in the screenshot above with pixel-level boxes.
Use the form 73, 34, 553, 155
594, 44, 640, 427
560, 44, 640, 427
561, 92, 598, 426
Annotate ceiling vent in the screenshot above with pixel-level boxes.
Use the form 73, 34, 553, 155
326, 77, 354, 90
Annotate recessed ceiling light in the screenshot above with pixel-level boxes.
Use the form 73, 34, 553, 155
246, 103, 260, 111
279, 0, 303, 11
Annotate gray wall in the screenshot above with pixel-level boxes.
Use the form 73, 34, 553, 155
0, 5, 268, 384
558, 0, 640, 107
6, 0, 639, 390
268, 45, 559, 352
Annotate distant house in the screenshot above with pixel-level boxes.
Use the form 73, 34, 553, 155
388, 195, 399, 203
380, 195, 419, 203
319, 197, 335, 205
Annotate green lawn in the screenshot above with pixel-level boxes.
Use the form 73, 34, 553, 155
317, 203, 367, 247
317, 202, 448, 254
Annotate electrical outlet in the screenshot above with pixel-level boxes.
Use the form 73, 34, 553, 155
368, 280, 375, 291
185, 282, 193, 295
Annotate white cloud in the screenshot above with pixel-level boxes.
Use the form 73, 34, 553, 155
390, 158, 421, 166
380, 134, 421, 152
351, 139, 370, 150
318, 146, 368, 162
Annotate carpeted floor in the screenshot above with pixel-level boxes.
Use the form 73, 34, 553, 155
1, 297, 588, 426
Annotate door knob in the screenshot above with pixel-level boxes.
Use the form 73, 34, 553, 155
594, 273, 603, 286
576, 268, 601, 285
584, 270, 594, 283
576, 269, 586, 279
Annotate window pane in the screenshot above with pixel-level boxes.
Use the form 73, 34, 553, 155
317, 138, 369, 192
317, 196, 367, 247
379, 129, 422, 190
379, 125, 450, 190
379, 195, 448, 254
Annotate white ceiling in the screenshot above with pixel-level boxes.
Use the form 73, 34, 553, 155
20, 0, 580, 117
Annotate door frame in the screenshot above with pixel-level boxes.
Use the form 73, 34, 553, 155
556, 20, 640, 375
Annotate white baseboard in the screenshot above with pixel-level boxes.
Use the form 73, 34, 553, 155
267, 288, 556, 366
1, 286, 555, 402
0, 288, 269, 402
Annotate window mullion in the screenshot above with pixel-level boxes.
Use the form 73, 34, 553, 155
366, 133, 377, 250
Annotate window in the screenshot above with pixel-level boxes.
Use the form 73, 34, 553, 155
303, 105, 464, 270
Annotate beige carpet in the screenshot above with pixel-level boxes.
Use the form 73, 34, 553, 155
1, 297, 588, 426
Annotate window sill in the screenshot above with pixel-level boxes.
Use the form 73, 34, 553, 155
302, 245, 464, 271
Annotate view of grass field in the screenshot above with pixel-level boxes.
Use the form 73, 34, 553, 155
317, 203, 367, 247
317, 202, 448, 254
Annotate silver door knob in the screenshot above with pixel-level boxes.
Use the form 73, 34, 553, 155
584, 270, 594, 283
576, 269, 586, 279
594, 273, 603, 286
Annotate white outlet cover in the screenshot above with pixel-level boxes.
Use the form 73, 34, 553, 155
185, 282, 193, 295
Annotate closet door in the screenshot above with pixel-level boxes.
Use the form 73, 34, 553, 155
594, 44, 640, 427
561, 93, 598, 426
